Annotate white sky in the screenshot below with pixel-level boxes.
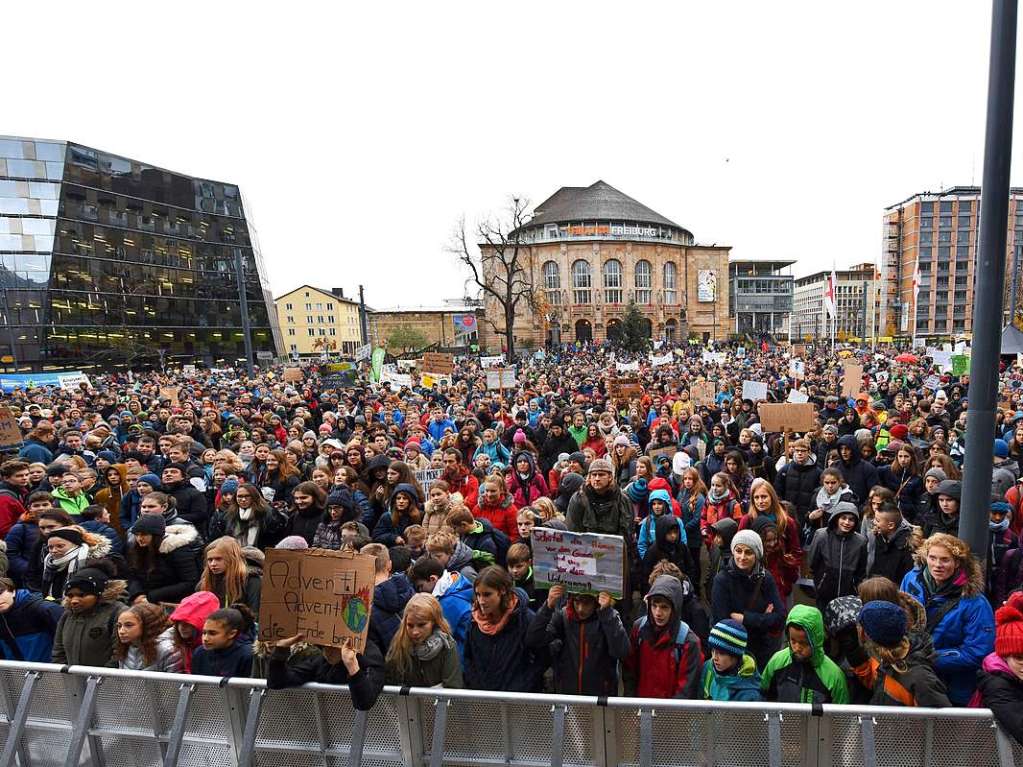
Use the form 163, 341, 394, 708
6, 2, 1016, 305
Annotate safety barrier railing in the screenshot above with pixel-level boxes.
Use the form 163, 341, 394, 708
0, 660, 1019, 767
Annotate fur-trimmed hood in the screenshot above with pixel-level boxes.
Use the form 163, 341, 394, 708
159, 524, 200, 554
60, 578, 127, 607
86, 534, 113, 561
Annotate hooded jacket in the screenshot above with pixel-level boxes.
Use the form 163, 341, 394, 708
506, 452, 550, 508
642, 514, 694, 585
464, 587, 546, 692
525, 594, 631, 695
0, 589, 64, 661
761, 605, 849, 704
554, 473, 584, 514
50, 487, 90, 519
836, 435, 879, 508
162, 479, 208, 529
637, 490, 686, 559
369, 573, 416, 653
118, 628, 183, 672
850, 632, 950, 707
701, 488, 742, 545
0, 482, 27, 539
446, 540, 478, 582
168, 591, 221, 674
866, 519, 918, 586
432, 570, 474, 660
773, 454, 822, 520
624, 576, 703, 699
701, 653, 763, 702
976, 652, 1023, 743
126, 524, 204, 604
191, 638, 253, 678
901, 556, 995, 705
5, 518, 39, 586
807, 504, 868, 609
472, 489, 519, 541
540, 429, 582, 474
51, 579, 128, 667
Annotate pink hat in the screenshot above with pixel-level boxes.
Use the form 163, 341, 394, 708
513, 431, 527, 444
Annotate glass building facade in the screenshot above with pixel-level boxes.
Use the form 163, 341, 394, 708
0, 136, 282, 370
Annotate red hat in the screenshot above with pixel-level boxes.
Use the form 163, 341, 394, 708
995, 594, 1023, 657
889, 424, 910, 441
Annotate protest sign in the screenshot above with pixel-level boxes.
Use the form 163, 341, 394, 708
650, 352, 673, 367
283, 367, 304, 383
841, 363, 863, 397
742, 380, 769, 401
615, 361, 640, 373
648, 445, 678, 464
480, 355, 504, 368
354, 343, 372, 362
929, 348, 953, 371
531, 528, 625, 598
182, 364, 196, 376
381, 369, 412, 388
414, 467, 443, 490
0, 407, 22, 450
759, 403, 816, 433
786, 388, 809, 404
422, 352, 454, 375
789, 359, 805, 379
159, 386, 179, 405
57, 372, 91, 391
691, 380, 716, 407
951, 355, 970, 376
701, 352, 726, 365
259, 548, 375, 651
485, 368, 517, 390
923, 375, 941, 391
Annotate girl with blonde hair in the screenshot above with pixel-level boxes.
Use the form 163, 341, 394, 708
197, 536, 262, 611
384, 593, 463, 687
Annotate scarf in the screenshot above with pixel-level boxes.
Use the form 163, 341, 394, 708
990, 516, 1011, 533
708, 486, 730, 504
815, 484, 848, 512
922, 567, 966, 602
44, 545, 88, 572
411, 629, 451, 662
472, 591, 519, 636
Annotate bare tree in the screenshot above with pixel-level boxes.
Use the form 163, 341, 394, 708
451, 197, 540, 361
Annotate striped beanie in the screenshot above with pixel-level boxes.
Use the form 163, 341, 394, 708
708, 619, 748, 658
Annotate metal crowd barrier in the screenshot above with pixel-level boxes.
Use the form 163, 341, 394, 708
0, 660, 1019, 767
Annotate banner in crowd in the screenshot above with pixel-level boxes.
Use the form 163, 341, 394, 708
531, 528, 625, 598
951, 354, 970, 376
691, 380, 716, 406
414, 467, 443, 490
0, 371, 90, 393
0, 407, 22, 449
421, 352, 454, 375
786, 388, 809, 404
701, 352, 726, 365
615, 361, 640, 373
650, 352, 673, 367
452, 314, 478, 345
259, 549, 375, 651
371, 348, 386, 381
741, 380, 768, 401
485, 368, 517, 390
480, 355, 504, 367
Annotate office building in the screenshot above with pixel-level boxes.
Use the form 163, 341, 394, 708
792, 263, 882, 342
728, 259, 794, 338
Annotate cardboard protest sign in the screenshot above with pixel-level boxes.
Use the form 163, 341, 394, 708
421, 352, 454, 375
414, 467, 443, 490
648, 445, 678, 463
259, 548, 375, 651
531, 528, 625, 598
841, 363, 863, 397
691, 380, 716, 407
159, 386, 179, 405
0, 407, 22, 450
283, 367, 304, 383
485, 368, 517, 390
759, 403, 816, 433
741, 380, 769, 401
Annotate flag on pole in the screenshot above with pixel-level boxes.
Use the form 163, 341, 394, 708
912, 262, 921, 306
823, 270, 837, 318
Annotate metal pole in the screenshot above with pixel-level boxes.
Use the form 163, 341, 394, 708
1010, 242, 1021, 326
1, 288, 19, 371
961, 0, 1017, 558
235, 250, 255, 378
359, 284, 370, 346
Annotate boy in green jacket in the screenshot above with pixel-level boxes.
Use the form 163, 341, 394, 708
761, 604, 849, 704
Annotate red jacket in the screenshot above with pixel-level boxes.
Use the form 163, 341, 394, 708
0, 483, 27, 539
506, 472, 550, 508
624, 616, 703, 699
701, 492, 742, 546
472, 494, 519, 541
1007, 482, 1023, 537
445, 470, 479, 510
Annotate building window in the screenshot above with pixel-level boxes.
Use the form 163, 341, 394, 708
285, 303, 293, 311
543, 261, 561, 305
290, 344, 297, 353
327, 303, 333, 310
664, 262, 677, 303
305, 303, 312, 310
572, 260, 591, 304
288, 328, 295, 336
307, 328, 315, 336
318, 328, 325, 336
327, 315, 335, 323
602, 259, 623, 304
286, 315, 294, 324
316, 302, 322, 310
317, 315, 324, 323
635, 260, 652, 304
329, 328, 336, 336
306, 315, 313, 323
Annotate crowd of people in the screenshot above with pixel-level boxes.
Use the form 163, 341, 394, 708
1, 340, 1023, 737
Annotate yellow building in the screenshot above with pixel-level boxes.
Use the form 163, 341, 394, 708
274, 285, 364, 357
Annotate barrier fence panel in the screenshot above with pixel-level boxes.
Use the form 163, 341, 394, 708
0, 662, 1022, 767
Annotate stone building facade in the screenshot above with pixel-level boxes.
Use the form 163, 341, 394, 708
369, 303, 479, 353
479, 181, 730, 352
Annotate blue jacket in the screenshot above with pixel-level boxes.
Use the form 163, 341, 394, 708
478, 440, 511, 468
0, 590, 63, 662
191, 641, 253, 678
5, 522, 39, 585
369, 574, 415, 654
428, 418, 456, 442
434, 571, 474, 661
464, 587, 546, 692
18, 441, 52, 465
81, 521, 124, 555
901, 566, 995, 705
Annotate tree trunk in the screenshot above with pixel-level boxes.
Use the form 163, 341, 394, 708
504, 304, 516, 361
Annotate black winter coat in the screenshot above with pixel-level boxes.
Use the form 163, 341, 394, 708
711, 564, 786, 669
126, 524, 204, 604
836, 436, 878, 507
464, 587, 547, 692
774, 459, 823, 520
866, 523, 916, 585
267, 639, 385, 711
977, 666, 1023, 745
165, 482, 209, 528
539, 431, 580, 474
285, 506, 324, 546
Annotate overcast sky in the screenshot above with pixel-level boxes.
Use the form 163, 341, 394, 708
7, 2, 1016, 305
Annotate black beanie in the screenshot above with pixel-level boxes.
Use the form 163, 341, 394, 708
132, 514, 166, 537
48, 527, 84, 546
65, 567, 109, 596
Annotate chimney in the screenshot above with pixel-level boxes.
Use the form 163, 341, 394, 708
331, 288, 345, 299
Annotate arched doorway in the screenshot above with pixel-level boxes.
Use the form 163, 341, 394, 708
575, 319, 593, 343
606, 319, 621, 344
665, 319, 678, 343
639, 318, 653, 338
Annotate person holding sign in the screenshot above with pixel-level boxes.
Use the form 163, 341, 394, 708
524, 584, 630, 696
267, 631, 385, 710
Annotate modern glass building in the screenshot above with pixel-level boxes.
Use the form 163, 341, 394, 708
0, 136, 282, 371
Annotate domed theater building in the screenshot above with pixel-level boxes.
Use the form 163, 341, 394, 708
479, 180, 730, 351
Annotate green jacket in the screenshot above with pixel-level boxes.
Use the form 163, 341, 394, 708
701, 654, 763, 701
761, 604, 849, 704
568, 425, 588, 448
51, 583, 127, 667
51, 488, 90, 518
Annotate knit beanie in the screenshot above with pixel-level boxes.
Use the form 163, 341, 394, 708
708, 619, 748, 658
138, 473, 161, 489
858, 600, 907, 647
626, 477, 649, 503
730, 529, 763, 561
923, 468, 947, 484
587, 458, 613, 475
995, 439, 1010, 459
65, 566, 110, 596
613, 434, 631, 448
568, 451, 588, 469
96, 450, 118, 463
889, 423, 909, 441
276, 536, 310, 550
935, 480, 962, 501
996, 593, 1023, 657
48, 527, 84, 547
132, 514, 166, 537
220, 478, 239, 495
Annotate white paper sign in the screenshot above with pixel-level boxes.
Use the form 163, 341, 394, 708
355, 344, 372, 361
615, 361, 640, 372
930, 350, 953, 371
486, 368, 517, 390
742, 380, 769, 401
923, 375, 941, 391
702, 352, 726, 364
650, 352, 673, 367
787, 388, 809, 404
789, 359, 805, 379
57, 373, 91, 391
480, 355, 504, 368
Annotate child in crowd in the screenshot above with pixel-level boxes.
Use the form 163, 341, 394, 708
701, 473, 741, 544
266, 631, 384, 710
987, 500, 1018, 607
637, 489, 684, 560
976, 592, 1023, 744
865, 502, 918, 586
363, 543, 415, 654
761, 605, 848, 704
113, 602, 182, 672
51, 564, 127, 667
808, 467, 853, 535
169, 591, 221, 674
425, 529, 477, 582
526, 584, 630, 696
807, 500, 867, 611
191, 604, 255, 677
445, 506, 504, 568
404, 524, 427, 560
373, 484, 422, 546
408, 556, 474, 658
641, 514, 693, 588
506, 542, 546, 612
700, 619, 762, 701
624, 574, 703, 699
516, 508, 538, 551
385, 593, 463, 688
0, 576, 63, 661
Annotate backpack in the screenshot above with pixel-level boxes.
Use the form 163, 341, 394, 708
635, 615, 690, 668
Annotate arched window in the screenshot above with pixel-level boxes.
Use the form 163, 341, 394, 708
663, 261, 677, 304
602, 259, 623, 304
543, 261, 561, 305
572, 260, 591, 304
635, 259, 652, 304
